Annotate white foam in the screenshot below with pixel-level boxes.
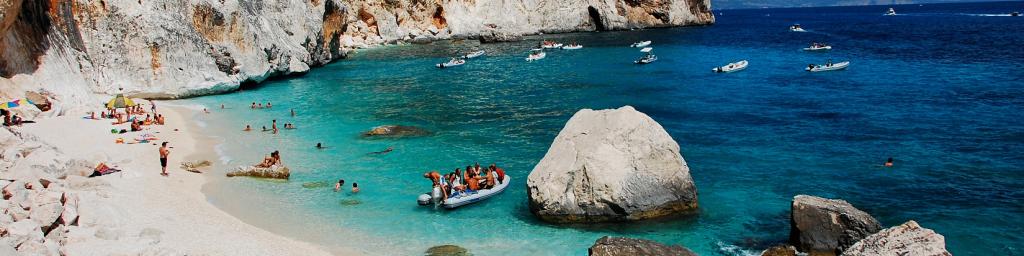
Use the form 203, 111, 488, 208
715, 241, 761, 256
215, 142, 233, 164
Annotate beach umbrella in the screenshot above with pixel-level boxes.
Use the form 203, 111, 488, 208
106, 94, 136, 109
0, 99, 30, 109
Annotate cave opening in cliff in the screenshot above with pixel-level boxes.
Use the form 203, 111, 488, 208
0, 0, 53, 78
587, 6, 605, 31
432, 6, 447, 30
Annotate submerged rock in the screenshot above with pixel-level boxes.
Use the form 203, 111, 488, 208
425, 244, 470, 256
790, 195, 882, 255
841, 220, 951, 256
226, 165, 290, 179
588, 236, 696, 256
527, 106, 698, 223
301, 181, 330, 189
361, 125, 431, 138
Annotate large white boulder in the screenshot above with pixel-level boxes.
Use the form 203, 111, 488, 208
842, 220, 951, 256
527, 106, 697, 223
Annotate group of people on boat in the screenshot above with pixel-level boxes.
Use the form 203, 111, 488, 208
423, 163, 506, 203
809, 42, 829, 48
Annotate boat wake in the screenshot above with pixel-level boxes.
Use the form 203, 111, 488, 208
962, 13, 1015, 17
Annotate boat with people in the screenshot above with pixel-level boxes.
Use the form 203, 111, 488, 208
541, 40, 563, 49
885, 8, 897, 16
526, 49, 546, 62
418, 164, 510, 209
436, 58, 465, 68
713, 60, 748, 73
630, 41, 652, 48
806, 60, 850, 72
635, 52, 657, 64
790, 24, 806, 32
803, 42, 832, 51
462, 50, 485, 59
562, 43, 583, 50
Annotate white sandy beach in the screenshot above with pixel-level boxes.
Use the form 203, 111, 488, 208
4, 102, 350, 255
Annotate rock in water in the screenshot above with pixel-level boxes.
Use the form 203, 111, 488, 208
588, 236, 697, 256
841, 221, 951, 256
761, 245, 798, 256
226, 165, 290, 179
361, 125, 430, 138
789, 195, 882, 255
425, 244, 470, 256
527, 106, 697, 223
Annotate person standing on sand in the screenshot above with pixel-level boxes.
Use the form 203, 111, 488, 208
151, 102, 156, 113
159, 142, 170, 176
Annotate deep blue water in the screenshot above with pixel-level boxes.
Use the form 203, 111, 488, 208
187, 2, 1024, 255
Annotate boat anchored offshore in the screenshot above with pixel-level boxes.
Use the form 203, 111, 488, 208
713, 60, 748, 73
562, 43, 583, 50
806, 61, 850, 72
462, 50, 485, 59
640, 47, 653, 53
803, 43, 832, 51
790, 24, 806, 32
436, 58, 465, 68
630, 40, 652, 48
418, 176, 511, 209
541, 40, 563, 49
635, 53, 657, 64
885, 8, 897, 16
526, 49, 546, 62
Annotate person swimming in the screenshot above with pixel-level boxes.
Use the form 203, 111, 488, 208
884, 157, 894, 167
316, 143, 327, 149
262, 126, 270, 132
351, 182, 359, 193
244, 125, 251, 131
334, 179, 345, 192
368, 146, 393, 155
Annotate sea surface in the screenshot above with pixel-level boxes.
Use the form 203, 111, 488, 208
185, 2, 1024, 255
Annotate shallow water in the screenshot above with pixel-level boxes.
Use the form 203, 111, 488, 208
188, 2, 1023, 255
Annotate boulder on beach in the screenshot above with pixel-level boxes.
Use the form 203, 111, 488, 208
361, 125, 430, 138
226, 165, 290, 179
588, 236, 697, 256
526, 106, 698, 223
841, 220, 951, 256
761, 244, 798, 256
789, 195, 882, 255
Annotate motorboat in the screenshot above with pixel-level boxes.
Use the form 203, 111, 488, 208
1012, 11, 1020, 17
640, 47, 653, 53
803, 43, 832, 51
806, 61, 850, 72
790, 24, 806, 32
526, 49, 546, 62
462, 50, 485, 59
713, 60, 748, 73
885, 8, 897, 16
635, 53, 657, 64
436, 58, 465, 68
417, 176, 511, 209
630, 41, 652, 48
541, 40, 563, 49
562, 44, 583, 50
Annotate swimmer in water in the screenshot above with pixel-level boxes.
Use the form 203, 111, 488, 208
243, 125, 251, 131
334, 179, 344, 192
316, 143, 327, 149
884, 157, 894, 167
351, 182, 360, 193
368, 146, 394, 155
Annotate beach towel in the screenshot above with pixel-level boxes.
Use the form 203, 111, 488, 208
89, 163, 122, 177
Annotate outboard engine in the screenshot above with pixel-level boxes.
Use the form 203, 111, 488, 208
431, 186, 442, 206
417, 193, 433, 206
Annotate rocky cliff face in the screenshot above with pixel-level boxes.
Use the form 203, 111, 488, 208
0, 0, 713, 115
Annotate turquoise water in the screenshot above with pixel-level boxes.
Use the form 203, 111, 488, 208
188, 2, 1024, 255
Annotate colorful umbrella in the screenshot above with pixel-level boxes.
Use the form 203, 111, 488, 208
0, 99, 31, 109
106, 94, 136, 109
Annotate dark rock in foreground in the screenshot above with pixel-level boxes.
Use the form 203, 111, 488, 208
425, 244, 470, 256
842, 220, 951, 256
588, 236, 696, 256
790, 195, 882, 255
761, 244, 798, 256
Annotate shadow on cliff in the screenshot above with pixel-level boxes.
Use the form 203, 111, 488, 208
0, 0, 85, 78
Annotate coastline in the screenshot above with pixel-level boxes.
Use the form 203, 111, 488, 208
12, 103, 346, 255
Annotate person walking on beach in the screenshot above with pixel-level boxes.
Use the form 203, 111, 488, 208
159, 142, 170, 176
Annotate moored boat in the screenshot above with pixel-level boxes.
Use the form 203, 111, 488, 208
790, 24, 806, 32
806, 61, 850, 72
635, 53, 657, 64
562, 44, 583, 50
630, 41, 652, 48
640, 47, 653, 53
803, 43, 832, 51
885, 8, 897, 16
713, 60, 748, 73
462, 50, 485, 59
436, 58, 466, 68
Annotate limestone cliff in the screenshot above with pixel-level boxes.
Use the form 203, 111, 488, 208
0, 0, 713, 114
